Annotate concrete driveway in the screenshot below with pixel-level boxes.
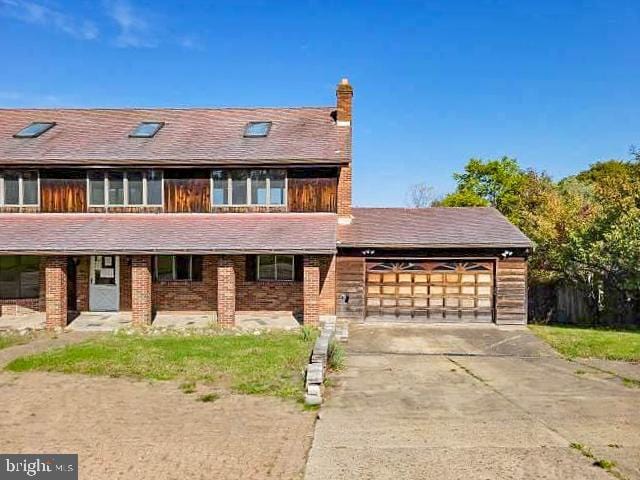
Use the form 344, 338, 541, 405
305, 324, 640, 480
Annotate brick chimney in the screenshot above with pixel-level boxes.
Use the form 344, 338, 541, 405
336, 78, 353, 126
336, 78, 353, 222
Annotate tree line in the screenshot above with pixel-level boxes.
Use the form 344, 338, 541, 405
407, 155, 640, 325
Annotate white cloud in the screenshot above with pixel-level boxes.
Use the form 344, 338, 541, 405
103, 0, 157, 48
0, 0, 98, 40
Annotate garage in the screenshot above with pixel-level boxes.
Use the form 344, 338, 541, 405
365, 260, 494, 322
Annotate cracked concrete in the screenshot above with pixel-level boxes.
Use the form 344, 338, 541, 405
305, 324, 640, 480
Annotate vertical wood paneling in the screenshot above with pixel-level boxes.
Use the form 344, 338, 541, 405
40, 174, 87, 213
288, 177, 337, 212
164, 177, 211, 213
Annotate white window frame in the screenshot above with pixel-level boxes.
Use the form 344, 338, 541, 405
87, 170, 164, 207
154, 255, 196, 282
0, 171, 40, 207
257, 255, 295, 282
210, 169, 287, 207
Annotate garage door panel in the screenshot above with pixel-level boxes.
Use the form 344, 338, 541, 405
365, 260, 494, 323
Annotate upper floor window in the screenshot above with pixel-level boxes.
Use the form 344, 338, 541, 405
88, 170, 163, 207
0, 171, 39, 206
211, 169, 286, 206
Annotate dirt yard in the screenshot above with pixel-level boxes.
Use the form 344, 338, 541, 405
0, 369, 315, 479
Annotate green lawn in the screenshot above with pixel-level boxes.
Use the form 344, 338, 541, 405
6, 331, 315, 400
0, 334, 31, 350
530, 325, 640, 362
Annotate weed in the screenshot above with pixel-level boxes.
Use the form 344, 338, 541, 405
328, 340, 345, 371
575, 369, 587, 375
622, 377, 640, 388
593, 459, 616, 470
197, 393, 219, 403
179, 381, 197, 394
299, 326, 316, 342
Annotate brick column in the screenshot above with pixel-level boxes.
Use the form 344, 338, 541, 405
217, 256, 236, 328
131, 255, 153, 326
303, 256, 320, 326
45, 256, 67, 330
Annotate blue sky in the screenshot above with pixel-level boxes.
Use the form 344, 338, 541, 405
1, 0, 639, 206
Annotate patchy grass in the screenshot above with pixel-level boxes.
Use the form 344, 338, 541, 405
6, 331, 315, 401
530, 325, 640, 362
0, 333, 31, 350
570, 442, 627, 479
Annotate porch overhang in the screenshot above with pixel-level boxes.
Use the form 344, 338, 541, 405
0, 213, 337, 255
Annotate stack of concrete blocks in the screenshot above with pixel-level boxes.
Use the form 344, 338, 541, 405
304, 317, 343, 405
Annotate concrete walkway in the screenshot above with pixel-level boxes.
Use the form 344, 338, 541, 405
305, 324, 640, 480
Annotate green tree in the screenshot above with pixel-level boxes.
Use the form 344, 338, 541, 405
438, 157, 526, 218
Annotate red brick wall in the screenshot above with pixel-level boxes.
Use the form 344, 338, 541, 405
303, 256, 320, 326
337, 166, 352, 218
131, 256, 152, 325
45, 256, 67, 329
76, 257, 89, 311
217, 256, 236, 327
153, 256, 218, 311
319, 255, 336, 315
233, 255, 303, 314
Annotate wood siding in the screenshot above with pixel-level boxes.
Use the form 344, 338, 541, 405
164, 171, 211, 213
40, 171, 87, 213
288, 168, 338, 213
336, 256, 365, 320
495, 257, 527, 324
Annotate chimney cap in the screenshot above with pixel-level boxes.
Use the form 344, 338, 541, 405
340, 78, 350, 85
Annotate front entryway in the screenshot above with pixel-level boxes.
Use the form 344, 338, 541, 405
365, 260, 494, 322
89, 255, 119, 311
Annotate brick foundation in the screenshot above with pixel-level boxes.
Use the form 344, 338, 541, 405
131, 256, 153, 326
45, 256, 67, 330
217, 257, 236, 327
303, 256, 320, 326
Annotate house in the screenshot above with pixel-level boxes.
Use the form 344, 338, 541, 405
0, 79, 532, 330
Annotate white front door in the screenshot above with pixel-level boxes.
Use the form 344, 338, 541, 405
89, 255, 120, 311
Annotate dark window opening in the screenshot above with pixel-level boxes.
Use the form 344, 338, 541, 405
0, 256, 40, 299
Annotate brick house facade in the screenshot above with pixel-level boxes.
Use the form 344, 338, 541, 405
0, 79, 531, 330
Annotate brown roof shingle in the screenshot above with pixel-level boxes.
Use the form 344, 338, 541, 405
0, 213, 337, 254
0, 107, 350, 166
338, 207, 533, 249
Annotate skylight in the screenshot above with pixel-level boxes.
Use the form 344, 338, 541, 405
14, 122, 56, 138
130, 122, 164, 138
244, 122, 271, 138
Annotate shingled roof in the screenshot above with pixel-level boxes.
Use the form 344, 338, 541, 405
0, 107, 350, 166
0, 213, 337, 254
338, 207, 533, 249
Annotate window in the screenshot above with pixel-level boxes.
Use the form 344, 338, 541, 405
243, 122, 271, 138
14, 122, 55, 138
129, 122, 164, 138
88, 170, 163, 206
0, 256, 40, 299
0, 171, 39, 206
211, 169, 286, 206
154, 255, 202, 281
257, 255, 294, 281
